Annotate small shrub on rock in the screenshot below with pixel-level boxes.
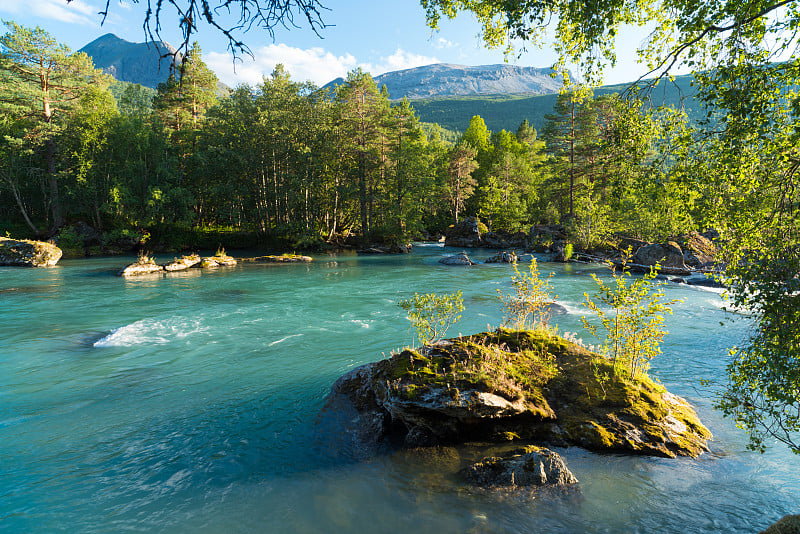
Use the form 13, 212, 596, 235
581, 253, 680, 378
398, 291, 464, 346
498, 259, 556, 331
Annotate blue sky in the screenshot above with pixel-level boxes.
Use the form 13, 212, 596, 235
0, 0, 654, 87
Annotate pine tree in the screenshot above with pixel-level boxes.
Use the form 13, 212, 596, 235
334, 69, 390, 240
0, 21, 109, 233
542, 89, 597, 223
445, 142, 479, 223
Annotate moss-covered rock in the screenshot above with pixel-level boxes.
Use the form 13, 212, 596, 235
328, 329, 711, 458
0, 237, 62, 267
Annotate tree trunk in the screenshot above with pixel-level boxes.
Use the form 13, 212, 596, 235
45, 137, 63, 232
359, 152, 368, 241
569, 98, 575, 221
6, 177, 41, 235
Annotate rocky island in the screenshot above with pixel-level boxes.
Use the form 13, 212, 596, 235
328, 329, 711, 459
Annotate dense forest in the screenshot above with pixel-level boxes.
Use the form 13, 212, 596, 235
1, 21, 707, 254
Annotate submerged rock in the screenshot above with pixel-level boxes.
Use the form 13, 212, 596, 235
439, 252, 476, 266
462, 445, 578, 488
327, 329, 711, 458
0, 237, 62, 267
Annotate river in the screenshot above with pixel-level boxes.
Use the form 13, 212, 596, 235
1, 244, 797, 532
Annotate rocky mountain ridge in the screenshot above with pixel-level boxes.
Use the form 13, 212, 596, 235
325, 63, 571, 100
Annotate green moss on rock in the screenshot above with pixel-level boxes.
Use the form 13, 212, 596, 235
760, 515, 800, 534
352, 328, 711, 457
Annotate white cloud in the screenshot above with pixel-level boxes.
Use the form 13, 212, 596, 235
206, 45, 439, 88
434, 37, 458, 49
368, 48, 440, 74
1, 0, 96, 25
207, 44, 358, 87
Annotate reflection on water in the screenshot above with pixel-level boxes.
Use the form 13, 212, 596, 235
0, 249, 798, 533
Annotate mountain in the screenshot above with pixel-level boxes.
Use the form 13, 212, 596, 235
325, 63, 570, 100
79, 33, 180, 89
410, 74, 701, 134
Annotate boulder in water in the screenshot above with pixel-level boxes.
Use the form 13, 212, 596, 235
0, 237, 62, 267
326, 329, 711, 458
163, 254, 201, 271
200, 253, 237, 268
485, 251, 518, 264
439, 252, 476, 266
462, 445, 578, 488
118, 256, 163, 276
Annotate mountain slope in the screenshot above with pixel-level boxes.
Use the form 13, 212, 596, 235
411, 74, 701, 134
326, 63, 570, 100
79, 33, 180, 89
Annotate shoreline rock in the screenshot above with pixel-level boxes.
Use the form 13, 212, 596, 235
0, 237, 63, 267
357, 243, 412, 254
326, 329, 711, 458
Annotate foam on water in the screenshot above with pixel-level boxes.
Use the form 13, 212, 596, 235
268, 334, 304, 347
93, 317, 208, 347
558, 301, 589, 316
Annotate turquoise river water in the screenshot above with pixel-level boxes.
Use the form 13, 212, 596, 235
1, 244, 798, 533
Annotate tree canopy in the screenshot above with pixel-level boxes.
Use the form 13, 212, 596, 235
420, 0, 800, 84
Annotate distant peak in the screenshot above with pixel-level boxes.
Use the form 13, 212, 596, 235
350, 62, 570, 101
